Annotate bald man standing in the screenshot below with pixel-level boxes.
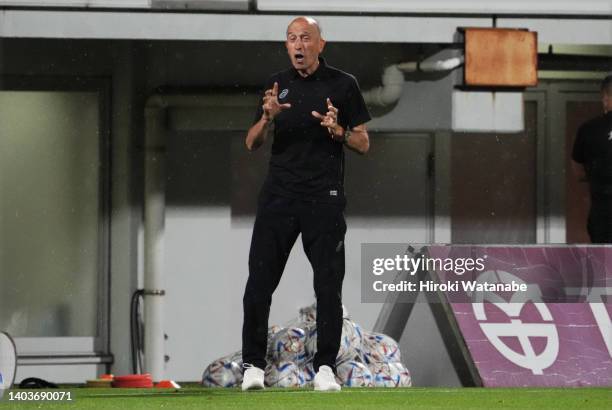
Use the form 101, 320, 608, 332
241, 17, 371, 391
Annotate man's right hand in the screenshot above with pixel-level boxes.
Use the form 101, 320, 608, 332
262, 82, 291, 122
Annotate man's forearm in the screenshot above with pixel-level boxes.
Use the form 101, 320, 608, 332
344, 125, 369, 155
571, 160, 588, 182
246, 117, 271, 151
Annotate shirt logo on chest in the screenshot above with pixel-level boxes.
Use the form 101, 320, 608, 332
279, 89, 289, 99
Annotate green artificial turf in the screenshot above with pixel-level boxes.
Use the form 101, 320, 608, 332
1, 386, 611, 410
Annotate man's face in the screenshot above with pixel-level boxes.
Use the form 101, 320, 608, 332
286, 18, 325, 75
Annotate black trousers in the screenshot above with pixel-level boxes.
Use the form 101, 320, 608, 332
242, 191, 346, 372
587, 198, 612, 243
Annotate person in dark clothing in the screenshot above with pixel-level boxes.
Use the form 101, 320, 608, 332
571, 75, 612, 243
241, 16, 371, 391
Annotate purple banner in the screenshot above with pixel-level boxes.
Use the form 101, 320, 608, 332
428, 246, 611, 387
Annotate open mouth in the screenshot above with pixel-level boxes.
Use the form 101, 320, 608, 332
294, 53, 304, 63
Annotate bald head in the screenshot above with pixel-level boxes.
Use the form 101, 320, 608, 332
287, 16, 322, 38
285, 16, 326, 77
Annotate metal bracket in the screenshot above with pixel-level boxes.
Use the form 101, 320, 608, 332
142, 289, 166, 296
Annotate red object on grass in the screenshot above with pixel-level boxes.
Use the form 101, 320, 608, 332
155, 380, 181, 389
99, 374, 114, 380
111, 374, 153, 388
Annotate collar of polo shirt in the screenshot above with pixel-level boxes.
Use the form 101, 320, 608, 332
292, 57, 329, 80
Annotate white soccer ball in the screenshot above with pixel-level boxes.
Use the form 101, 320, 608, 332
269, 325, 283, 337
270, 327, 308, 366
304, 319, 363, 364
337, 360, 373, 387
201, 359, 243, 387
299, 304, 317, 326
361, 332, 401, 364
300, 362, 316, 387
338, 320, 364, 362
369, 362, 412, 387
266, 326, 284, 359
265, 361, 305, 388
222, 350, 243, 368
298, 303, 351, 327
303, 325, 317, 359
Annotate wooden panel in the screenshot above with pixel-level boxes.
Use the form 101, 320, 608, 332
451, 102, 537, 243
464, 28, 537, 87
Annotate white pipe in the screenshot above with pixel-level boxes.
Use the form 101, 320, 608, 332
141, 93, 252, 381
362, 65, 405, 107
363, 55, 464, 106
144, 97, 167, 382
363, 65, 404, 106
398, 56, 464, 72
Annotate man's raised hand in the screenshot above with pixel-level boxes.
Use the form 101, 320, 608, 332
312, 98, 343, 141
262, 82, 291, 122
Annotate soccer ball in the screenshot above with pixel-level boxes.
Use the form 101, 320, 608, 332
337, 360, 373, 387
300, 362, 316, 387
304, 319, 363, 364
269, 325, 283, 337
361, 332, 401, 364
369, 362, 412, 387
222, 350, 243, 368
298, 303, 351, 327
337, 320, 364, 363
266, 325, 284, 359
303, 325, 318, 359
299, 304, 317, 326
200, 304, 413, 390
201, 359, 243, 387
270, 327, 308, 366
265, 361, 305, 388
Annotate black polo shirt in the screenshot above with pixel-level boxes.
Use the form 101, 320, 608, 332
572, 112, 612, 199
253, 58, 371, 204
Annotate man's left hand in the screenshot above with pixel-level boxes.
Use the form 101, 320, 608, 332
312, 98, 344, 141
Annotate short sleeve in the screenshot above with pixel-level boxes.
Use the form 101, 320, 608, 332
572, 123, 587, 164
344, 77, 371, 129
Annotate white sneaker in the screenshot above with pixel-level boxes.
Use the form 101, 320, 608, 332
313, 365, 341, 391
241, 364, 265, 391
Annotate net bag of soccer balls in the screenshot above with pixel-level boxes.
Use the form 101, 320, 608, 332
201, 304, 412, 388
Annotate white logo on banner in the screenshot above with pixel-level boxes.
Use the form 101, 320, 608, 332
565, 286, 612, 357
473, 270, 559, 375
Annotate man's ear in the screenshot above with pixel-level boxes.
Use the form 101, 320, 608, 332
319, 38, 326, 54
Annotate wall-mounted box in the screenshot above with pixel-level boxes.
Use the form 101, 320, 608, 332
463, 28, 538, 87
